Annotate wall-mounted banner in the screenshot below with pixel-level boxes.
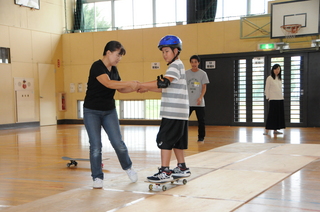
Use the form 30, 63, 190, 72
205, 61, 216, 69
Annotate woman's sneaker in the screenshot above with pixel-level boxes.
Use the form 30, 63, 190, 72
125, 167, 138, 182
93, 178, 103, 189
171, 167, 191, 178
147, 168, 173, 183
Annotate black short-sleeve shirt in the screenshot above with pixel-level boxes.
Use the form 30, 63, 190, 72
84, 60, 121, 111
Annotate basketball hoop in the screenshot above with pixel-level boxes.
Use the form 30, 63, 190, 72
280, 24, 302, 40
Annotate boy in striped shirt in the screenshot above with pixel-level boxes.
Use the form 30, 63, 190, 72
139, 35, 191, 182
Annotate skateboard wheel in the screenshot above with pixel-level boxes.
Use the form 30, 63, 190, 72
162, 185, 167, 191
182, 179, 187, 185
67, 163, 71, 167
149, 184, 153, 190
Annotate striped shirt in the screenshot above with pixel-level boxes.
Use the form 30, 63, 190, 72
160, 59, 189, 120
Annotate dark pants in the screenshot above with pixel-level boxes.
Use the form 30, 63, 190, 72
156, 118, 188, 150
265, 100, 286, 130
189, 107, 205, 139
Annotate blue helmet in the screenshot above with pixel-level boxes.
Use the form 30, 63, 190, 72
158, 35, 182, 51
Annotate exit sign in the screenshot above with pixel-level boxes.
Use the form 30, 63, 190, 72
258, 43, 276, 50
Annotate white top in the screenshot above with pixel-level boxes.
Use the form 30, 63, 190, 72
160, 59, 189, 120
264, 76, 283, 100
186, 69, 209, 107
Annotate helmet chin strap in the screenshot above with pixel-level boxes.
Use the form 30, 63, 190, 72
167, 49, 181, 65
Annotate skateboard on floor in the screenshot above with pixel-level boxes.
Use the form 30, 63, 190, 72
146, 176, 189, 191
61, 156, 109, 168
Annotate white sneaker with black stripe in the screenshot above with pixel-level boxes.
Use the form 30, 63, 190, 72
147, 168, 173, 183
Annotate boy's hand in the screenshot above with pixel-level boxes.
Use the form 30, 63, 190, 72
137, 83, 148, 93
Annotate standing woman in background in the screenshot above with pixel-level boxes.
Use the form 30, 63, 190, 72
264, 64, 286, 135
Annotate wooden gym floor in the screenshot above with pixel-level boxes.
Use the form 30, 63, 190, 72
0, 125, 320, 211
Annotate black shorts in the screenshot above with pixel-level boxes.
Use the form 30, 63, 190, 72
156, 118, 188, 150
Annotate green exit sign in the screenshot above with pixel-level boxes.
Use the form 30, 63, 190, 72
258, 43, 276, 50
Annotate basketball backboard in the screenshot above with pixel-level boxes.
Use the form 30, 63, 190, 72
271, 0, 320, 39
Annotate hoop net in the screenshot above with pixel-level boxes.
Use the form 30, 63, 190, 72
280, 24, 301, 40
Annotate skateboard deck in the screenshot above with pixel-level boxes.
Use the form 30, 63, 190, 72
146, 176, 189, 191
62, 156, 109, 167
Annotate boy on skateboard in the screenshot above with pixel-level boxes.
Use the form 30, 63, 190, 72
138, 35, 191, 182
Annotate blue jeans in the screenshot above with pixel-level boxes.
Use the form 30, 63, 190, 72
83, 107, 132, 180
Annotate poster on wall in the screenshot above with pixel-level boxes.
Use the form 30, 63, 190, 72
13, 78, 35, 122
14, 78, 34, 91
14, 0, 40, 10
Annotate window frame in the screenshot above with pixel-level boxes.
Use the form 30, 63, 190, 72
78, 99, 161, 120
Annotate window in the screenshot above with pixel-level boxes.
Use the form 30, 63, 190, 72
252, 57, 265, 123
114, 0, 133, 29
290, 56, 302, 123
120, 100, 145, 119
83, 2, 112, 32
0, 47, 10, 64
78, 0, 271, 32
78, 99, 161, 120
155, 0, 186, 27
214, 0, 272, 21
234, 59, 246, 122
234, 57, 265, 123
234, 57, 266, 124
145, 99, 161, 119
82, 0, 186, 31
216, 0, 247, 21
232, 55, 305, 126
132, 0, 153, 29
249, 0, 270, 15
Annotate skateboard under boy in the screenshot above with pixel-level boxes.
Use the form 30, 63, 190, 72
146, 176, 189, 191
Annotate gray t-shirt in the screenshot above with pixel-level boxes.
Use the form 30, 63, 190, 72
186, 69, 210, 107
